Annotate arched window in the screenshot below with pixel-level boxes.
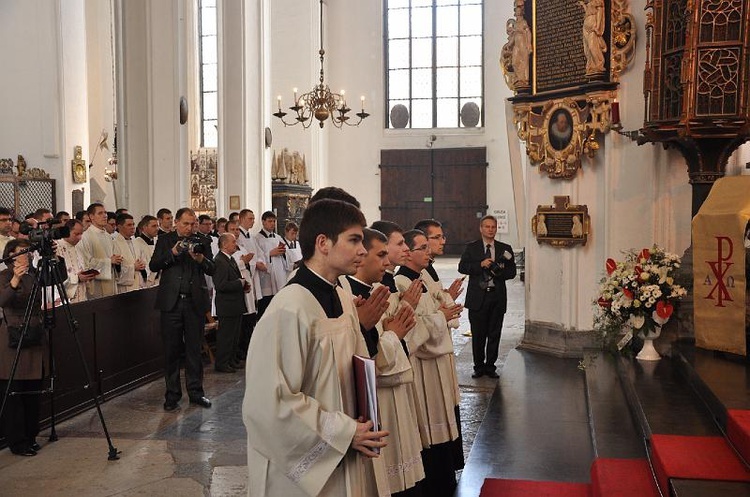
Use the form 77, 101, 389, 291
198, 0, 218, 147
385, 0, 483, 129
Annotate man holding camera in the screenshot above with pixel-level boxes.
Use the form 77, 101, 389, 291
150, 208, 215, 411
458, 215, 516, 379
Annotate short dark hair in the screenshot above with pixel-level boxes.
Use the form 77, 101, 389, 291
198, 214, 212, 223
54, 210, 70, 221
362, 227, 387, 251
65, 219, 82, 231
3, 238, 31, 260
299, 199, 366, 261
156, 208, 172, 220
370, 220, 402, 240
74, 210, 86, 221
284, 221, 299, 232
107, 211, 117, 222
413, 219, 442, 234
86, 203, 104, 216
115, 208, 129, 215
0, 207, 11, 217
261, 211, 276, 221
480, 215, 497, 224
138, 215, 157, 230
24, 212, 35, 220
402, 229, 426, 250
33, 208, 52, 220
116, 213, 133, 226
310, 187, 361, 208
175, 207, 196, 221
239, 209, 253, 220
225, 219, 239, 230
228, 212, 239, 221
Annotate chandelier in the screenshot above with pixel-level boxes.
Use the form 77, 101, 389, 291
273, 0, 369, 129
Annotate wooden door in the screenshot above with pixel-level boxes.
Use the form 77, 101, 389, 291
380, 148, 487, 255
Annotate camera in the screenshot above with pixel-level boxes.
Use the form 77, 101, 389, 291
177, 235, 206, 254
20, 220, 70, 245
487, 260, 504, 277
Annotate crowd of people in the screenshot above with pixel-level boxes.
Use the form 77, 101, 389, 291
0, 188, 518, 497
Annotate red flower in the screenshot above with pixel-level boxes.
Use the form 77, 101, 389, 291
623, 289, 634, 300
639, 248, 650, 262
606, 258, 617, 275
597, 298, 611, 308
656, 301, 673, 319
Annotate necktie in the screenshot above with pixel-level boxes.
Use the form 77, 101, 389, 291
485, 244, 492, 259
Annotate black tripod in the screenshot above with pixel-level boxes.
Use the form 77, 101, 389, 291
0, 239, 120, 460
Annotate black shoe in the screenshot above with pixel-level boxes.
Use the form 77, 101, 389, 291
214, 365, 236, 373
189, 396, 212, 408
471, 371, 484, 379
485, 371, 500, 379
30, 442, 41, 452
163, 400, 180, 412
10, 446, 37, 457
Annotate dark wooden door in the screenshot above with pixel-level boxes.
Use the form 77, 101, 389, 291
380, 148, 487, 255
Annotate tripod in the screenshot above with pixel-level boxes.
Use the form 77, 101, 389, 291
0, 240, 120, 460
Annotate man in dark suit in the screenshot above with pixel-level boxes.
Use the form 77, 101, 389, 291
150, 207, 215, 411
212, 233, 249, 373
458, 215, 516, 379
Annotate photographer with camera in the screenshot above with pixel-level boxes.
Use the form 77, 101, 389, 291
149, 208, 215, 411
0, 239, 47, 456
458, 215, 516, 379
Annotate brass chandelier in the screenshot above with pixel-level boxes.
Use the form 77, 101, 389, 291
273, 0, 369, 129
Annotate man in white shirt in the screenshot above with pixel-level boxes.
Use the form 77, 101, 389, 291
77, 203, 122, 299
254, 211, 287, 317
56, 219, 96, 303
134, 215, 159, 287
112, 213, 147, 293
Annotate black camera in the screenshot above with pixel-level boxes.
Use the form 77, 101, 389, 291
177, 235, 206, 254
487, 260, 504, 277
20, 220, 70, 245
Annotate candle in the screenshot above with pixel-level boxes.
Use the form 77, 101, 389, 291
293, 88, 298, 102
277, 95, 282, 109
360, 95, 365, 110
611, 101, 621, 126
341, 89, 346, 106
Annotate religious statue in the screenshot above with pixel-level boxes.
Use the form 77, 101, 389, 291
291, 151, 308, 185
16, 155, 27, 177
571, 215, 584, 237
500, 1, 533, 91
536, 214, 548, 236
272, 148, 308, 184
580, 0, 607, 77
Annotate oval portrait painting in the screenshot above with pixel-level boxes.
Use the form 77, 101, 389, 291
548, 109, 573, 151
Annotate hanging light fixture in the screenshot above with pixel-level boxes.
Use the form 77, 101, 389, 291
273, 0, 369, 129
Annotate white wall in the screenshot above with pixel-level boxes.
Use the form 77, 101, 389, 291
324, 0, 520, 246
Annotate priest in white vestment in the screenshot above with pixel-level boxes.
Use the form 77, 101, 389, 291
77, 203, 121, 299
134, 215, 159, 288
55, 219, 95, 303
112, 214, 147, 293
243, 199, 388, 497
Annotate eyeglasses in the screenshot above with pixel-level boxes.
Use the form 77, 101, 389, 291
427, 234, 446, 240
410, 244, 429, 252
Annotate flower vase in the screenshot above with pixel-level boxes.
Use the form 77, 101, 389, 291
636, 326, 662, 361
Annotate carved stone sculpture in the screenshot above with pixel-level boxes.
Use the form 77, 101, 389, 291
501, 1, 533, 91
581, 0, 607, 77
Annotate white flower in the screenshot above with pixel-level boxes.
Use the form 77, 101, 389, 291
630, 314, 645, 329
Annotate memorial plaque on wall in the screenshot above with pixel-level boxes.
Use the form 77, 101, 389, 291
533, 0, 592, 93
531, 195, 589, 247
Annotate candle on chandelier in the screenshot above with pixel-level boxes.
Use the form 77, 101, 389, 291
360, 96, 365, 111
611, 100, 621, 126
293, 88, 298, 102
277, 95, 282, 110
341, 90, 346, 106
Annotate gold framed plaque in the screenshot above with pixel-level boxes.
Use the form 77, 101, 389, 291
72, 145, 87, 183
531, 195, 590, 247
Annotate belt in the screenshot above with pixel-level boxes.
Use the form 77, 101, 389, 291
485, 287, 496, 292
178, 293, 192, 299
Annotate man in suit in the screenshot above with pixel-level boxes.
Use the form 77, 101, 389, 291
458, 215, 516, 379
212, 233, 249, 373
150, 207, 215, 411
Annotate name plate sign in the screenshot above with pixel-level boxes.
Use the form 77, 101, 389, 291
534, 0, 588, 93
532, 195, 590, 247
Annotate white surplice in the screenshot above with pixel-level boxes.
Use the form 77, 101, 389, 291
112, 232, 142, 293
77, 225, 115, 298
243, 284, 386, 497
55, 238, 86, 303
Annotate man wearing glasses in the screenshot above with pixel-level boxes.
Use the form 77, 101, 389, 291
414, 218, 464, 306
0, 208, 14, 256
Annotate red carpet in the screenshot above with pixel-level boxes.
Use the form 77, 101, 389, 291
650, 434, 750, 494
480, 478, 591, 497
590, 458, 659, 497
727, 409, 750, 464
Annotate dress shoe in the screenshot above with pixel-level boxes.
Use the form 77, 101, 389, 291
485, 371, 500, 379
10, 446, 37, 457
163, 400, 180, 412
471, 371, 484, 379
215, 365, 236, 373
30, 441, 41, 452
189, 396, 212, 408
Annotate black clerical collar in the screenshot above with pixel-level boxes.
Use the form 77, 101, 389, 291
288, 264, 343, 318
396, 265, 427, 292
139, 233, 154, 245
260, 229, 276, 238
239, 227, 251, 238
346, 275, 372, 299
284, 238, 297, 249
425, 261, 440, 282
381, 271, 397, 293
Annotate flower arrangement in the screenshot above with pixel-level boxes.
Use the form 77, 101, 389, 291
595, 245, 688, 350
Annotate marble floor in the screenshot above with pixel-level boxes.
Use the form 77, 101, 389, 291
0, 258, 524, 496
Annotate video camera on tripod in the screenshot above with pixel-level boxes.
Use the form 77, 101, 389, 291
19, 219, 70, 256
176, 234, 206, 255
